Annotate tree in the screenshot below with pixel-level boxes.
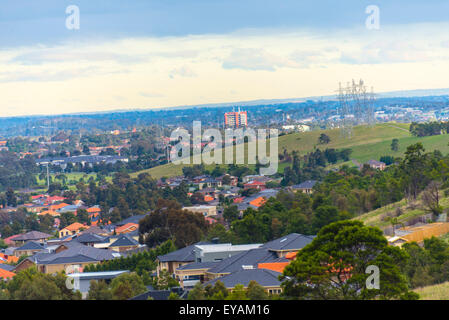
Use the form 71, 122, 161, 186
226, 284, 248, 300
391, 139, 399, 152
400, 143, 429, 200
206, 224, 235, 243
76, 209, 90, 225
0, 239, 7, 249
168, 292, 181, 300
223, 205, 239, 223
318, 134, 331, 145
188, 282, 206, 300
88, 280, 113, 300
324, 149, 338, 164
311, 205, 342, 233
281, 220, 417, 300
117, 197, 131, 220
139, 199, 209, 248
59, 212, 76, 229
110, 273, 146, 300
205, 280, 228, 300
421, 181, 443, 217
38, 214, 55, 234
5, 188, 16, 207
152, 269, 179, 290
247, 281, 268, 300
6, 268, 81, 300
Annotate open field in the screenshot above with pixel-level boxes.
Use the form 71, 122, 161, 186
35, 172, 113, 190
132, 122, 449, 179
414, 282, 449, 300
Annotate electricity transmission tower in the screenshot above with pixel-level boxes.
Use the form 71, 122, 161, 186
337, 79, 376, 139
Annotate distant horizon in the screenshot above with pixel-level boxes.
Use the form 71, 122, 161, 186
1, 86, 449, 120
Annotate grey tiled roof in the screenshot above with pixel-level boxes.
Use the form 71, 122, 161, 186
177, 261, 220, 270
261, 233, 315, 251
243, 189, 279, 204
15, 241, 45, 251
205, 268, 282, 288
43, 254, 101, 265
75, 233, 108, 244
157, 241, 211, 263
0, 264, 15, 272
81, 226, 106, 235
291, 180, 317, 189
34, 243, 118, 265
129, 290, 172, 300
207, 248, 288, 274
110, 234, 139, 247
12, 231, 52, 241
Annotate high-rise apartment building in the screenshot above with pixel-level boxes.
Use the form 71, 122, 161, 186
225, 109, 248, 128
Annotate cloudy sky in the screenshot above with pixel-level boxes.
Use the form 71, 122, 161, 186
2, 0, 449, 116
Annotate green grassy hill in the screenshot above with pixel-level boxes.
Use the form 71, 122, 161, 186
133, 122, 449, 179
414, 281, 449, 300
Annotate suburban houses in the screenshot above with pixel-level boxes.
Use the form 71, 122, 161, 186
158, 233, 315, 292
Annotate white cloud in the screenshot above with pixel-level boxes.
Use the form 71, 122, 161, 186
169, 66, 197, 78
222, 48, 300, 71
2, 22, 449, 116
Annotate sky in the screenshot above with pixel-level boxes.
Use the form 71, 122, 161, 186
2, 0, 449, 116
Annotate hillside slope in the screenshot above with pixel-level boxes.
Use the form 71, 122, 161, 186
134, 122, 449, 179
414, 282, 449, 300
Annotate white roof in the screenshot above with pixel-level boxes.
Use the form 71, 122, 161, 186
195, 243, 262, 254
67, 270, 128, 278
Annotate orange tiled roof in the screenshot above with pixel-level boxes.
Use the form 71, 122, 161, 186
39, 210, 61, 217
244, 180, 266, 186
285, 251, 297, 260
0, 268, 15, 279
50, 203, 69, 211
86, 207, 101, 213
204, 195, 214, 202
205, 216, 216, 225
249, 197, 267, 208
0, 253, 19, 264
258, 262, 290, 273
233, 197, 245, 203
63, 222, 86, 232
46, 196, 66, 203
31, 194, 47, 200
115, 223, 138, 234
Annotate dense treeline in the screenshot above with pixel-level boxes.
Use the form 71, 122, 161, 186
281, 148, 352, 186
0, 152, 37, 190
410, 121, 449, 137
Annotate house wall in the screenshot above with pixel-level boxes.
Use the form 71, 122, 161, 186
13, 259, 36, 273
14, 249, 40, 257
109, 245, 138, 252
41, 261, 97, 274
157, 261, 191, 276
